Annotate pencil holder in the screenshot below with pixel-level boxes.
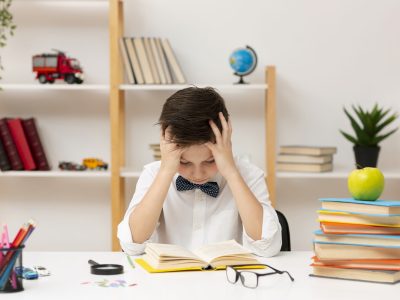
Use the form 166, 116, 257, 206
0, 245, 24, 293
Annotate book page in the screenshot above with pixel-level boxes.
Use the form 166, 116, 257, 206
193, 240, 252, 263
146, 243, 200, 260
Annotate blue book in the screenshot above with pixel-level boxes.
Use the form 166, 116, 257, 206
319, 198, 400, 216
314, 229, 400, 248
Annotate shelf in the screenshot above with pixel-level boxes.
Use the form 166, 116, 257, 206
120, 84, 268, 91
0, 84, 109, 91
0, 170, 110, 178
277, 169, 400, 179
14, 0, 108, 5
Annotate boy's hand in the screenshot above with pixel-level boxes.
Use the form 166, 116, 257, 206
205, 112, 239, 180
160, 127, 184, 175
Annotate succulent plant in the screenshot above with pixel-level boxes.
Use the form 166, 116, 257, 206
340, 104, 398, 147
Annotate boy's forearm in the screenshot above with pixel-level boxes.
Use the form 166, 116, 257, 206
226, 171, 263, 240
129, 168, 175, 243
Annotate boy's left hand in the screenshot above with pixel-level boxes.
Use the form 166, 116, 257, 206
205, 112, 239, 180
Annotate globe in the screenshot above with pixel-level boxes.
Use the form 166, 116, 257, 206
229, 46, 258, 84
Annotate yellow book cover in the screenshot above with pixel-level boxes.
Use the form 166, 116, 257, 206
135, 240, 263, 273
317, 210, 400, 227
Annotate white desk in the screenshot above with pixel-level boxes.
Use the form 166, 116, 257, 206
4, 251, 398, 300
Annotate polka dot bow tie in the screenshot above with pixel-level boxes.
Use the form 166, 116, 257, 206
176, 175, 220, 198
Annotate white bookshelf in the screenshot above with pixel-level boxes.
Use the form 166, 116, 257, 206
120, 84, 268, 91
0, 84, 109, 91
277, 169, 400, 179
0, 170, 110, 178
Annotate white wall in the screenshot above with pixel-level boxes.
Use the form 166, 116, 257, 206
1, 0, 399, 251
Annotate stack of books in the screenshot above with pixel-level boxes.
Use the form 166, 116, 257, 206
120, 37, 186, 85
149, 144, 161, 161
277, 145, 337, 172
311, 198, 400, 284
0, 118, 50, 171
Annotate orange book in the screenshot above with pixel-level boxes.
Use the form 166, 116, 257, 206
312, 256, 400, 271
320, 222, 400, 235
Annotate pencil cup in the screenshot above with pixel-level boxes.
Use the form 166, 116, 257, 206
0, 246, 24, 293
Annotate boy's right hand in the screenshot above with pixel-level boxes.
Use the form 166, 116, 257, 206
159, 127, 185, 175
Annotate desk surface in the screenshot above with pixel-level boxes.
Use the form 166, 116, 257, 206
4, 251, 398, 300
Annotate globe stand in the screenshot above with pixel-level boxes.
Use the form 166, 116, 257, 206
234, 73, 248, 84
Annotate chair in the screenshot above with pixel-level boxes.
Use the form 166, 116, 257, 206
276, 210, 291, 251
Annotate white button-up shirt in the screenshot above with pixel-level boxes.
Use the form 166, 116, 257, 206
117, 158, 282, 257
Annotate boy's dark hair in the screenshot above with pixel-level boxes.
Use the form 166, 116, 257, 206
158, 87, 229, 146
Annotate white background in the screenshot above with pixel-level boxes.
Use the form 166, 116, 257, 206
0, 0, 399, 251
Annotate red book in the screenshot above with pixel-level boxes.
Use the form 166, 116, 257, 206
22, 118, 50, 171
0, 118, 23, 170
6, 119, 36, 170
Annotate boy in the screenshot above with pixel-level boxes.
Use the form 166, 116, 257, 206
117, 87, 282, 257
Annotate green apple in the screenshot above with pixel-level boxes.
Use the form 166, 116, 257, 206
348, 167, 385, 201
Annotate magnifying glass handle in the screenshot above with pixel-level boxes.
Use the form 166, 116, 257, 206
88, 260, 99, 266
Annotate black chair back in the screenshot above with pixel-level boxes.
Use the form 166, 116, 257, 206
276, 210, 291, 251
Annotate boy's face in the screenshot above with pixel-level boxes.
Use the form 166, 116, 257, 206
178, 144, 218, 184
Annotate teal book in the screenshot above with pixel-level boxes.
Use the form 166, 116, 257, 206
319, 198, 400, 216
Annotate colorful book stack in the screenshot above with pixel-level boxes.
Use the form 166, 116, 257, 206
120, 37, 186, 85
277, 145, 337, 172
149, 143, 161, 161
0, 117, 50, 171
311, 198, 400, 284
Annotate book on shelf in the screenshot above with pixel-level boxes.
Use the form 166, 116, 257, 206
133, 37, 154, 84
119, 38, 136, 84
311, 265, 400, 284
279, 145, 337, 156
143, 37, 160, 84
320, 222, 400, 235
277, 162, 333, 172
6, 118, 36, 171
149, 37, 167, 84
125, 37, 144, 85
0, 118, 23, 171
0, 138, 11, 171
312, 256, 400, 271
320, 198, 400, 215
135, 239, 261, 273
314, 229, 400, 247
21, 118, 50, 171
161, 38, 186, 84
277, 154, 332, 164
155, 37, 172, 84
314, 242, 400, 260
317, 210, 400, 227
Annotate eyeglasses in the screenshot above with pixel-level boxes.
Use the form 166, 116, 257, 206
226, 264, 295, 289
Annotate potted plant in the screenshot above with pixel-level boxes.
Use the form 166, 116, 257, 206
0, 0, 16, 80
340, 104, 398, 168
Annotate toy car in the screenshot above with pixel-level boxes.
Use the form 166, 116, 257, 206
82, 158, 108, 170
15, 266, 39, 280
58, 161, 86, 171
33, 266, 51, 277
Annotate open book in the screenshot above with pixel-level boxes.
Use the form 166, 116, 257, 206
135, 240, 261, 273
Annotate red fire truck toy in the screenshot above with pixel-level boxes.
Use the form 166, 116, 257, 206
32, 50, 84, 84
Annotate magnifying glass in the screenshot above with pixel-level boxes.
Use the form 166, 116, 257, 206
88, 259, 124, 275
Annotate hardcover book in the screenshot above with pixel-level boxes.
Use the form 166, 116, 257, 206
136, 240, 261, 273
320, 222, 400, 235
7, 118, 36, 171
21, 118, 50, 171
311, 265, 400, 284
317, 210, 400, 227
319, 198, 400, 215
279, 145, 337, 156
0, 118, 23, 170
0, 138, 11, 171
